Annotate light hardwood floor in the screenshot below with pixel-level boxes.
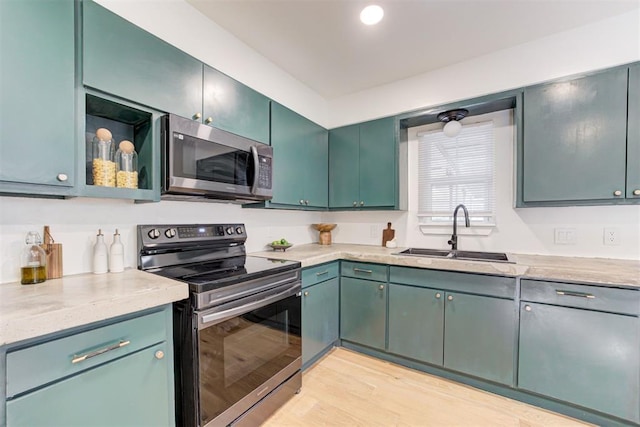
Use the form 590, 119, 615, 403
262, 348, 591, 426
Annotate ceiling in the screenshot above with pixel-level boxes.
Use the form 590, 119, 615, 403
187, 0, 639, 99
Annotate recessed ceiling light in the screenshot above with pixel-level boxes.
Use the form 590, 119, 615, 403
360, 5, 384, 26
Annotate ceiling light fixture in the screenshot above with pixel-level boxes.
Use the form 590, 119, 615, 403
360, 5, 384, 25
438, 109, 469, 138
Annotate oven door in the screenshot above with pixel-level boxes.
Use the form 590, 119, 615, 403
162, 114, 272, 201
195, 281, 301, 427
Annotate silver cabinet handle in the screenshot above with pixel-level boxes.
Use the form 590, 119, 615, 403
353, 201, 358, 207
360, 201, 364, 206
155, 350, 165, 359
378, 284, 384, 290
435, 293, 441, 299
316, 271, 329, 276
447, 295, 453, 301
304, 291, 309, 296
634, 189, 640, 196
193, 112, 202, 120
556, 290, 595, 299
353, 268, 373, 274
72, 340, 130, 364
204, 117, 213, 124
524, 305, 532, 312
613, 190, 622, 196
299, 200, 305, 205
305, 200, 309, 205
56, 173, 68, 182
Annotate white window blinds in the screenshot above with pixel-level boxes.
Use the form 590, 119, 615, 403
417, 121, 495, 225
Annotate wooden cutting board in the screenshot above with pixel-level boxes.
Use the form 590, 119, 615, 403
382, 222, 395, 247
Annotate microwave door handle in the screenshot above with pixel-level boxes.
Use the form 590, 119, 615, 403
250, 145, 259, 195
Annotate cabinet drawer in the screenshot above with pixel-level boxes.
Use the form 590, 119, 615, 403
341, 261, 388, 282
6, 309, 168, 397
389, 266, 516, 299
521, 279, 640, 316
302, 262, 339, 288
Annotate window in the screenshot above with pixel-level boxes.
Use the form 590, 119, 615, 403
417, 121, 495, 226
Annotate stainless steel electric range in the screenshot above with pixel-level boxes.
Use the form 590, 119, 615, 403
137, 223, 301, 427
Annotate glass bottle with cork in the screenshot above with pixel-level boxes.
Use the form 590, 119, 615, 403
115, 140, 138, 189
92, 127, 116, 187
21, 231, 47, 284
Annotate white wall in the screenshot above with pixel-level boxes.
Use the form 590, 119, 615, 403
0, 197, 322, 284
323, 110, 640, 261
326, 9, 640, 127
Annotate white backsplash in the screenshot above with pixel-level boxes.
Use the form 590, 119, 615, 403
0, 196, 322, 284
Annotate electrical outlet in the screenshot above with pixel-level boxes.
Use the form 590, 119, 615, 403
554, 228, 576, 245
603, 228, 620, 245
370, 224, 378, 239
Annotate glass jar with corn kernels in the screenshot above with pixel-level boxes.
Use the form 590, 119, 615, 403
115, 140, 138, 189
92, 128, 116, 187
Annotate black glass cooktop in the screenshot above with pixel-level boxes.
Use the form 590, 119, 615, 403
153, 255, 300, 293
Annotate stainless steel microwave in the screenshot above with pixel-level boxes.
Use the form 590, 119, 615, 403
161, 114, 273, 202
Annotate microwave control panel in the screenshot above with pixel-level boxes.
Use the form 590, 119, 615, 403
258, 156, 272, 189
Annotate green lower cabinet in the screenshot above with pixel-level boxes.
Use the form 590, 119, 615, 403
518, 302, 640, 423
302, 277, 339, 368
388, 284, 444, 365
340, 277, 386, 350
443, 293, 516, 386
6, 344, 173, 427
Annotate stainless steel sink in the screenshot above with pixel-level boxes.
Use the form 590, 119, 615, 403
395, 248, 513, 263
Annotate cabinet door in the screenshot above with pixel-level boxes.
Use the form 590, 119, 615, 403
304, 122, 329, 208
302, 278, 339, 367
6, 344, 174, 427
519, 302, 640, 423
270, 102, 306, 206
0, 0, 75, 188
359, 117, 396, 207
83, 1, 202, 120
203, 65, 270, 144
627, 64, 640, 199
340, 277, 386, 350
388, 284, 444, 365
329, 125, 360, 208
522, 68, 628, 202
443, 293, 516, 386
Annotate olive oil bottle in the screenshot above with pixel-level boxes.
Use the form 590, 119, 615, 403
21, 231, 47, 285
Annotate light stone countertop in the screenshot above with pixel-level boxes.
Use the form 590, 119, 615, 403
250, 243, 640, 288
0, 269, 188, 346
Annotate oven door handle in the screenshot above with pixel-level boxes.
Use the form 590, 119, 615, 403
198, 282, 300, 329
250, 145, 259, 195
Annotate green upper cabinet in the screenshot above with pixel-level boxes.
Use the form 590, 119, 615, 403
82, 0, 203, 120
328, 124, 359, 208
0, 0, 75, 194
203, 65, 270, 144
521, 67, 629, 204
627, 64, 640, 199
269, 102, 328, 208
340, 276, 387, 350
329, 117, 396, 209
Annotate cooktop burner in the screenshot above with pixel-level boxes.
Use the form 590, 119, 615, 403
153, 256, 299, 293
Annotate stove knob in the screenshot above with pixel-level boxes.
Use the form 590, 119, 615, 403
235, 226, 243, 235
226, 227, 234, 235
148, 229, 160, 239
165, 228, 176, 238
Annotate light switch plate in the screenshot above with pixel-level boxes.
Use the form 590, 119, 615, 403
554, 228, 576, 245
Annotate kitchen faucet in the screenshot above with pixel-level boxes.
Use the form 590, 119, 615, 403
448, 204, 470, 251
